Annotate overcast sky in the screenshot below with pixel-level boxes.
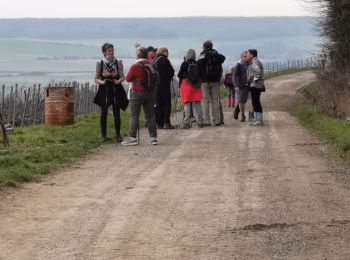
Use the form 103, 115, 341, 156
0, 0, 312, 18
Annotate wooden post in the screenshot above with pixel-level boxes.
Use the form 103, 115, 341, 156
1, 85, 4, 116
12, 85, 18, 126
21, 88, 30, 127
30, 85, 36, 124
33, 84, 41, 124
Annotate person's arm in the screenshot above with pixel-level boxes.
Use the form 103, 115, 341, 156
177, 62, 186, 79
125, 64, 135, 83
94, 61, 105, 85
168, 59, 175, 78
252, 62, 262, 81
233, 63, 240, 88
115, 60, 125, 85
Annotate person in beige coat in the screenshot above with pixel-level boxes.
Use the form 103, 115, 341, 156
247, 49, 265, 126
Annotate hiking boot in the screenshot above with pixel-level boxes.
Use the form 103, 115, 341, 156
150, 137, 158, 146
233, 106, 240, 120
114, 135, 122, 143
164, 123, 175, 129
121, 137, 138, 146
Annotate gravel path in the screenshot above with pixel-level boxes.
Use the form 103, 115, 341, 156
1, 72, 349, 260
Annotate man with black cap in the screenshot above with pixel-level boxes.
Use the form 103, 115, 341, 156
197, 40, 226, 126
147, 46, 157, 61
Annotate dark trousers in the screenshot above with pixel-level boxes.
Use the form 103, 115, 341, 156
155, 86, 172, 126
100, 103, 121, 138
251, 87, 263, 113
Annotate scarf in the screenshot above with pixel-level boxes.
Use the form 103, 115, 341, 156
103, 56, 117, 72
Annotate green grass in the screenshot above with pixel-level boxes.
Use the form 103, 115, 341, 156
0, 112, 130, 187
303, 80, 320, 100
295, 104, 350, 160
265, 68, 313, 79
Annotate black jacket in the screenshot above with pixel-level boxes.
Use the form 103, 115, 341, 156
155, 55, 175, 85
197, 49, 226, 83
177, 59, 201, 86
94, 81, 128, 111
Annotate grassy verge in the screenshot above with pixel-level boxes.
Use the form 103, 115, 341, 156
265, 68, 312, 79
303, 80, 320, 100
0, 112, 130, 187
295, 104, 350, 160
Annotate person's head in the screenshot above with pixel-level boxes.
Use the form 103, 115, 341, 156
247, 49, 258, 62
241, 51, 248, 62
102, 43, 114, 58
228, 66, 234, 74
203, 40, 213, 51
186, 48, 196, 60
136, 47, 148, 59
156, 47, 169, 57
147, 46, 157, 59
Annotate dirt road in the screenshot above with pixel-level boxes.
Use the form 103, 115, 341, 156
1, 72, 350, 259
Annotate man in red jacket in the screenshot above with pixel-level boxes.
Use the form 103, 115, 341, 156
121, 47, 158, 146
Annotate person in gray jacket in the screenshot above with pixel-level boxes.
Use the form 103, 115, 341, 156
246, 49, 265, 126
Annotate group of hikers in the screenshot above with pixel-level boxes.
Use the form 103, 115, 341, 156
94, 40, 265, 146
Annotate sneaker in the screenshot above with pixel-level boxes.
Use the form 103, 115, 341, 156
252, 121, 264, 126
240, 114, 246, 122
164, 123, 175, 129
197, 123, 204, 128
157, 124, 164, 129
121, 137, 138, 146
150, 138, 158, 145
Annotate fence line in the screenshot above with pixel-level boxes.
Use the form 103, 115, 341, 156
264, 56, 318, 74
0, 82, 101, 127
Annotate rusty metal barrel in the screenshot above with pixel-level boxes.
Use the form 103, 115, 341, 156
45, 87, 75, 126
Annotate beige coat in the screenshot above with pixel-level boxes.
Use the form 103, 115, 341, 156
248, 57, 265, 89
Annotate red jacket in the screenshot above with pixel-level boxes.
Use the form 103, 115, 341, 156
126, 59, 149, 91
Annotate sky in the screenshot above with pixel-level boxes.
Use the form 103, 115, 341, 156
0, 0, 312, 18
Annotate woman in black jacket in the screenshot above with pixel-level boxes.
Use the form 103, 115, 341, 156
154, 47, 175, 129
94, 43, 125, 142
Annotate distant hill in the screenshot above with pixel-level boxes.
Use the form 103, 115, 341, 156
0, 17, 320, 60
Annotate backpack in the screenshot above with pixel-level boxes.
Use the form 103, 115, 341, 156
138, 62, 159, 92
206, 52, 223, 81
187, 61, 201, 88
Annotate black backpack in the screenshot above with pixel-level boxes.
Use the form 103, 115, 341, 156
187, 61, 201, 88
206, 52, 223, 82
138, 62, 159, 92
